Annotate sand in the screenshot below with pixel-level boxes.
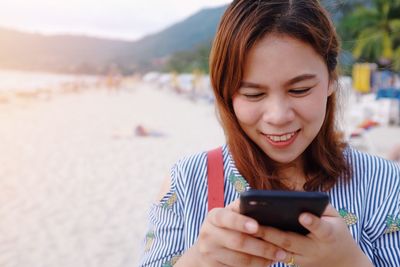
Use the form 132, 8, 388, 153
0, 82, 224, 267
0, 81, 398, 267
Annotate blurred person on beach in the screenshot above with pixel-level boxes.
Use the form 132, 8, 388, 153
134, 124, 166, 138
139, 1, 400, 266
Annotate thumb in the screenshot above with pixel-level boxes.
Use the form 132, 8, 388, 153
322, 204, 340, 217
226, 198, 241, 213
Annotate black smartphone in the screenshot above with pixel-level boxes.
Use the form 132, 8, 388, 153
240, 190, 329, 235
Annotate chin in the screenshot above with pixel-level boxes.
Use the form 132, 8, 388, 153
266, 148, 305, 164
260, 149, 300, 164
255, 137, 307, 164
269, 155, 299, 164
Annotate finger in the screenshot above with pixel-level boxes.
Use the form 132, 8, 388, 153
208, 206, 259, 234
212, 247, 273, 267
299, 212, 335, 241
200, 255, 229, 267
211, 225, 286, 262
255, 225, 309, 255
280, 252, 307, 267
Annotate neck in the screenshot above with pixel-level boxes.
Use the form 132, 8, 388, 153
276, 159, 307, 191
280, 173, 307, 191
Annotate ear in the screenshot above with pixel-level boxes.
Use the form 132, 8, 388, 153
327, 80, 337, 96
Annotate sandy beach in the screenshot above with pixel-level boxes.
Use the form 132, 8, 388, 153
0, 82, 225, 267
0, 80, 399, 267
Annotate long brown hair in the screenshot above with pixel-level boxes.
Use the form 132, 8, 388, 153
209, 0, 351, 191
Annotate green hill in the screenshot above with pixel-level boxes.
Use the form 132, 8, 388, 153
0, 5, 227, 74
0, 2, 369, 75
0, 27, 130, 73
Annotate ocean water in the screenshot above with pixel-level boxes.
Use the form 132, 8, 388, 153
0, 69, 98, 92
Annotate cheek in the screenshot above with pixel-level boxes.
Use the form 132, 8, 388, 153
298, 94, 328, 124
232, 97, 260, 126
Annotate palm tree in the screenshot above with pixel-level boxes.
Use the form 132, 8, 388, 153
339, 0, 400, 70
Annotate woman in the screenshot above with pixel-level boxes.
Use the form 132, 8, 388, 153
139, 0, 400, 266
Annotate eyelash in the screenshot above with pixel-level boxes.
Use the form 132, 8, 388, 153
243, 93, 264, 99
289, 88, 311, 95
241, 87, 312, 99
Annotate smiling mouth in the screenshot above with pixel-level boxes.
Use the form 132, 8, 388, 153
264, 130, 300, 142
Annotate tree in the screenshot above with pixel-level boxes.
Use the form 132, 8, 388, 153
164, 42, 211, 73
339, 0, 400, 70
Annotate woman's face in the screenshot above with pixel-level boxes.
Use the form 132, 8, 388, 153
233, 34, 334, 165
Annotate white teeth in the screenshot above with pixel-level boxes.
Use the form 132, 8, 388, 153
267, 132, 296, 142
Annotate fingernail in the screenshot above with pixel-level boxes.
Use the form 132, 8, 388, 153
244, 221, 257, 232
275, 250, 287, 260
301, 214, 312, 225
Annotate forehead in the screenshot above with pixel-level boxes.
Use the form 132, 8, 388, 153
243, 33, 328, 81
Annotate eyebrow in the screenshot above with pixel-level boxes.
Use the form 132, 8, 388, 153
241, 74, 318, 89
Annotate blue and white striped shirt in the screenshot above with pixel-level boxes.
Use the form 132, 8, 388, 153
139, 145, 400, 266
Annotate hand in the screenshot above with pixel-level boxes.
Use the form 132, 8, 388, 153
255, 204, 373, 267
178, 199, 286, 267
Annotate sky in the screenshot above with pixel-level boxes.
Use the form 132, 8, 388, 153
0, 0, 232, 41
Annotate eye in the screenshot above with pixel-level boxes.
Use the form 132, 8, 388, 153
238, 87, 266, 99
243, 93, 265, 99
289, 88, 311, 95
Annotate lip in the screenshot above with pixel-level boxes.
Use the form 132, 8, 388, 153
262, 129, 300, 148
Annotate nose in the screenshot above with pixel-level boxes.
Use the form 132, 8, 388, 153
262, 96, 295, 126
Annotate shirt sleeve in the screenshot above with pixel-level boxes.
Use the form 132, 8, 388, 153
138, 164, 185, 267
366, 163, 400, 266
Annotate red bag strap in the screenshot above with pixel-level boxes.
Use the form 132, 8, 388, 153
207, 147, 224, 212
